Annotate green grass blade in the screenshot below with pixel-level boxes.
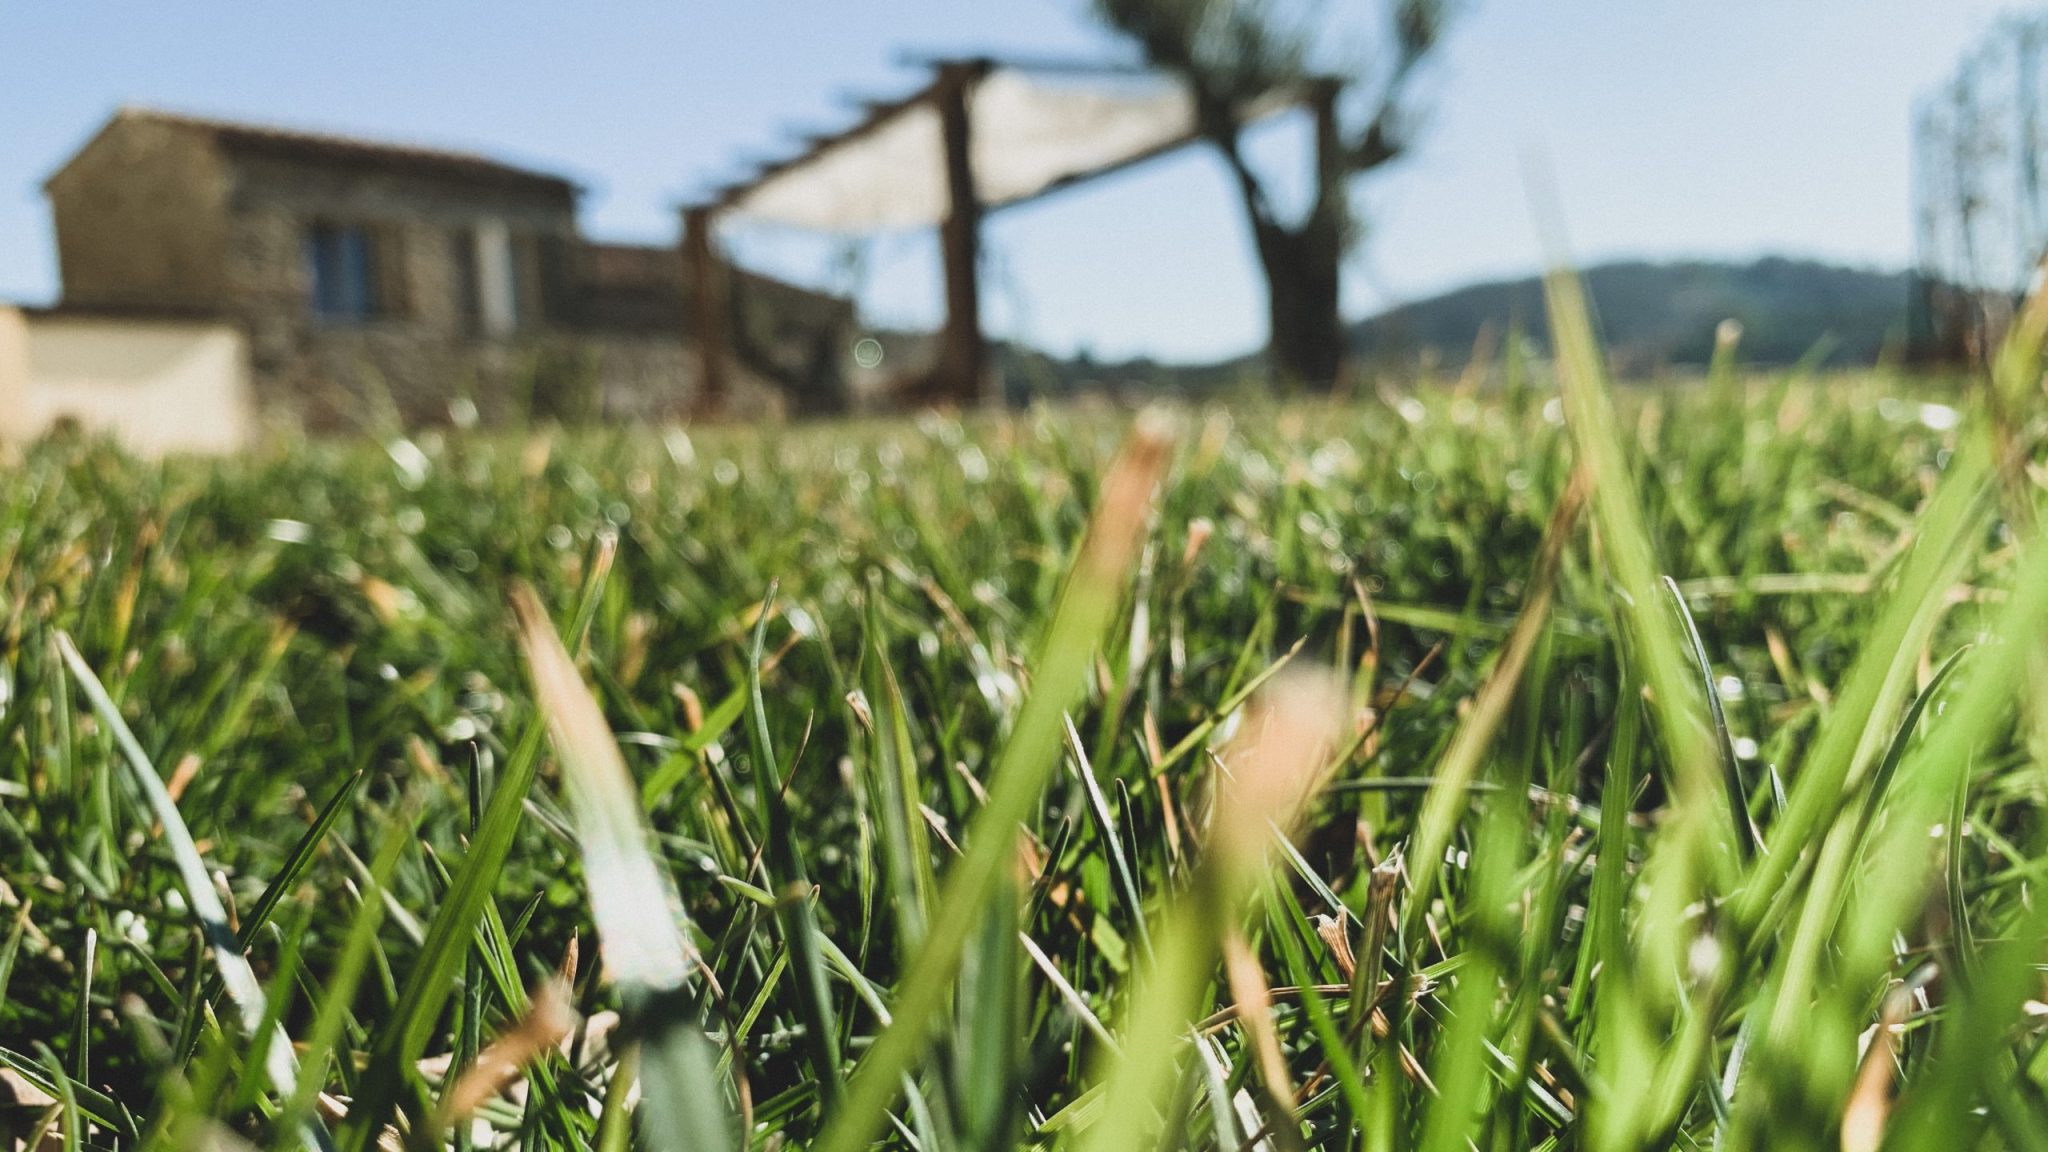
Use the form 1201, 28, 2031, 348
1541, 260, 1738, 1148
858, 576, 936, 953
237, 770, 363, 951
1662, 576, 1757, 860
1735, 443, 1989, 926
342, 712, 546, 1148
275, 797, 418, 1149
1542, 268, 1731, 863
815, 414, 1174, 1152
956, 873, 1026, 1151
1066, 713, 1152, 958
1405, 472, 1581, 921
53, 632, 318, 1147
744, 581, 845, 1111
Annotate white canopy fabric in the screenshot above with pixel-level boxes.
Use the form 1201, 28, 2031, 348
722, 63, 1294, 233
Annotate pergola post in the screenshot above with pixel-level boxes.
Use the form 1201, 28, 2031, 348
682, 205, 731, 417
934, 62, 985, 406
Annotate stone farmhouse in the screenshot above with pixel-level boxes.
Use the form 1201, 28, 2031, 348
4, 107, 853, 447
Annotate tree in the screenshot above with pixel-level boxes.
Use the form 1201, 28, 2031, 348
1090, 0, 1452, 390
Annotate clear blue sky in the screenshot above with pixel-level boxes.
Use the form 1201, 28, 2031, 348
0, 1, 2012, 362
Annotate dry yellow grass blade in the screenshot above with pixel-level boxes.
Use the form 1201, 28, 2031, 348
1078, 668, 1347, 1152
433, 978, 580, 1132
1839, 987, 1910, 1152
512, 583, 735, 1152
511, 584, 697, 991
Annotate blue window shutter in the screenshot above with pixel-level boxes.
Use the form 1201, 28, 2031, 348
339, 227, 373, 319
306, 223, 379, 321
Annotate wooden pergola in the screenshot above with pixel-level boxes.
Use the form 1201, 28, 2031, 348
680, 55, 1308, 412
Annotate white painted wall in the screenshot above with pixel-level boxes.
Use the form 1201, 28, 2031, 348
0, 307, 28, 443
1, 309, 253, 455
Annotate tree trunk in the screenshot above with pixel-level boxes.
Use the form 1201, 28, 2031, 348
935, 63, 986, 407
1255, 222, 1344, 392
1245, 81, 1346, 393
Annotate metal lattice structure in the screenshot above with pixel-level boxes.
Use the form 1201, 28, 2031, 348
1912, 13, 2048, 363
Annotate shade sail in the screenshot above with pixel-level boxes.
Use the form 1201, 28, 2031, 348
721, 61, 1295, 233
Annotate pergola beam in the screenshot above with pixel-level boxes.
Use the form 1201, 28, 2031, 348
711, 72, 965, 213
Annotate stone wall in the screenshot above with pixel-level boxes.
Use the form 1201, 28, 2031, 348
44, 117, 234, 313
587, 334, 692, 423
222, 154, 580, 431
579, 333, 785, 423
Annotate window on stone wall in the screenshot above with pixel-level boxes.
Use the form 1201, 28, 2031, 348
305, 222, 407, 322
454, 223, 555, 338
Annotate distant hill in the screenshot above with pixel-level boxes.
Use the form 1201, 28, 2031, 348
862, 256, 1914, 403
1352, 257, 1913, 371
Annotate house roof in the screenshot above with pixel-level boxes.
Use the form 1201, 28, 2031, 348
48, 106, 580, 198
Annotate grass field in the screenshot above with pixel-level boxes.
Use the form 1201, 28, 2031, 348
2, 276, 2046, 1152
